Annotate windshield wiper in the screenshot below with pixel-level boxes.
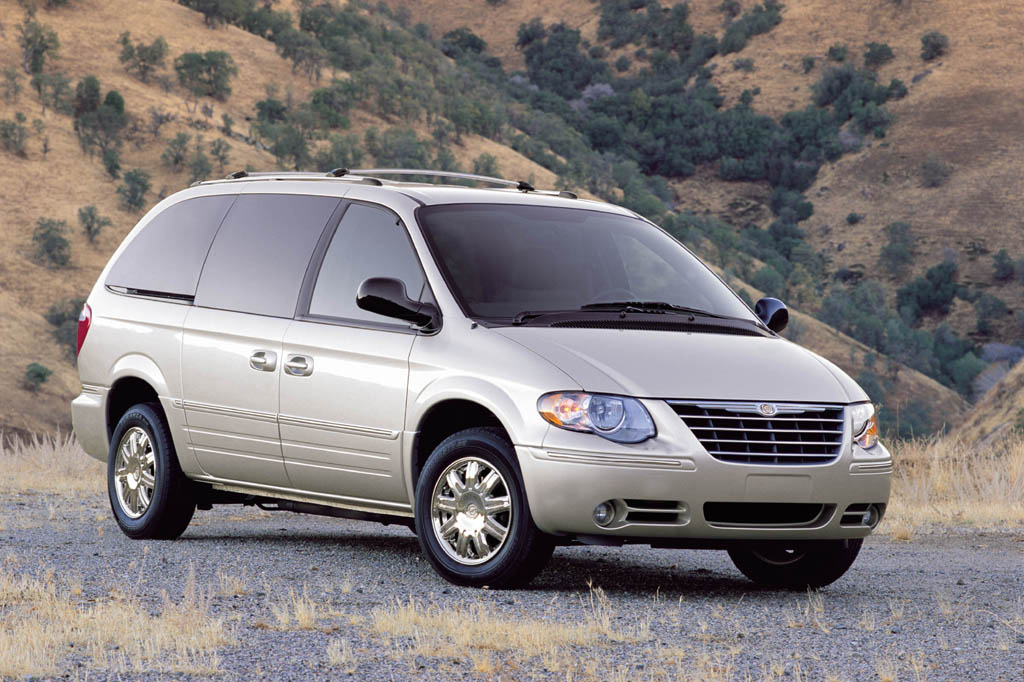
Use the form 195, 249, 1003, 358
580, 300, 733, 320
511, 309, 576, 325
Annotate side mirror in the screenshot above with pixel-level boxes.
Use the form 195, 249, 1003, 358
356, 277, 439, 330
754, 297, 789, 333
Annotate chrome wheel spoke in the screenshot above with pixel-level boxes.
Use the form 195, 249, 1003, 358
455, 531, 470, 558
483, 517, 507, 542
479, 471, 501, 495
446, 470, 465, 495
470, 531, 488, 557
464, 460, 480, 488
438, 516, 458, 537
139, 470, 156, 489
484, 496, 510, 515
434, 496, 457, 514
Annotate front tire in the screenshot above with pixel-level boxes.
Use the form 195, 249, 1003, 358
414, 427, 554, 588
728, 539, 863, 589
107, 402, 196, 540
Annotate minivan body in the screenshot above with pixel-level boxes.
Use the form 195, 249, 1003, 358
73, 171, 892, 588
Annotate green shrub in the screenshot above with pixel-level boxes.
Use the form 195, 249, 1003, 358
921, 153, 951, 187
751, 265, 785, 297
878, 221, 914, 272
32, 218, 71, 268
313, 133, 364, 172
887, 78, 908, 99
863, 42, 894, 69
78, 205, 111, 243
920, 31, 948, 61
187, 135, 212, 183
719, 1, 782, 55
117, 169, 151, 212
614, 55, 630, 72
23, 363, 52, 393
0, 115, 29, 157
2, 67, 22, 102
801, 55, 815, 73
440, 28, 487, 60
472, 153, 500, 177
732, 58, 754, 72
975, 293, 1007, 334
826, 43, 848, 62
846, 212, 864, 225
102, 147, 120, 179
993, 249, 1015, 281
45, 297, 86, 358
209, 138, 231, 173
896, 261, 958, 322
161, 132, 190, 170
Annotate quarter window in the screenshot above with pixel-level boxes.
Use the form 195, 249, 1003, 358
106, 195, 235, 297
195, 194, 341, 318
308, 203, 426, 325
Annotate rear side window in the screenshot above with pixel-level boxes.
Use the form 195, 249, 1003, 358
106, 195, 235, 298
195, 194, 341, 318
307, 203, 426, 325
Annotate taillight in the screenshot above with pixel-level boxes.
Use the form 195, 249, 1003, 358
76, 303, 92, 356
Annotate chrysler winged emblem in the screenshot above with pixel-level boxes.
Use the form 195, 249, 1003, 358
757, 403, 777, 416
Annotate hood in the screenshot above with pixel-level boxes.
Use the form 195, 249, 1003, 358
495, 327, 863, 403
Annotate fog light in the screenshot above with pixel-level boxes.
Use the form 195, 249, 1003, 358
862, 505, 880, 528
593, 501, 615, 527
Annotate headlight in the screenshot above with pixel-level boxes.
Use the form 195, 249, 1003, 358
538, 392, 656, 444
850, 402, 879, 449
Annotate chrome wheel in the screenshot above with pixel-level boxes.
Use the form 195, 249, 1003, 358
113, 427, 156, 519
430, 456, 513, 565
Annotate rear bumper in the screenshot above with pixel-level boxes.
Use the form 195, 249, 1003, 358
71, 385, 108, 461
516, 442, 892, 541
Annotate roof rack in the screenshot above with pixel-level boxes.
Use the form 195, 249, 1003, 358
329, 168, 536, 192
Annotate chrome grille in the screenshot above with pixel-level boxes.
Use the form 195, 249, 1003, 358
669, 401, 845, 465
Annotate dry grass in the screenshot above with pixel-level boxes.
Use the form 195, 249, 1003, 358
0, 562, 230, 678
885, 434, 1024, 528
0, 432, 103, 494
372, 583, 650, 666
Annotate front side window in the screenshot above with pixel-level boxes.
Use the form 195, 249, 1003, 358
417, 203, 757, 322
307, 203, 427, 325
195, 194, 341, 317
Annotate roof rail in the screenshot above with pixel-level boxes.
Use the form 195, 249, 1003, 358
330, 168, 536, 192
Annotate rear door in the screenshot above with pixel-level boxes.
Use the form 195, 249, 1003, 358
182, 193, 343, 488
278, 202, 430, 508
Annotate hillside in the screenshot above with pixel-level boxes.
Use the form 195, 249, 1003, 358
958, 360, 1024, 445
0, 0, 978, 436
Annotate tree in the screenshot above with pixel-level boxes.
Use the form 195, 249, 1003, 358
209, 138, 231, 173
975, 293, 1007, 334
313, 134, 363, 172
826, 43, 848, 62
162, 132, 190, 170
73, 82, 127, 155
878, 221, 914, 272
32, 218, 71, 268
180, 0, 250, 28
23, 363, 52, 393
18, 19, 60, 75
0, 115, 29, 157
174, 51, 238, 101
2, 67, 22, 103
45, 297, 86, 358
78, 205, 111, 243
102, 147, 121, 179
118, 32, 168, 83
117, 169, 151, 212
920, 31, 948, 61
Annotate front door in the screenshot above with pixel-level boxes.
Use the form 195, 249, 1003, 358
279, 202, 430, 509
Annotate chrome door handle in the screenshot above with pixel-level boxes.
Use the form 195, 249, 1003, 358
249, 350, 277, 372
284, 354, 314, 377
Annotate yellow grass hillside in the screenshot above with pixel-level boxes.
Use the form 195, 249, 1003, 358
0, 0, 980, 436
957, 359, 1024, 445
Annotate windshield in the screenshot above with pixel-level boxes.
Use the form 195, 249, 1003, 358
417, 203, 757, 323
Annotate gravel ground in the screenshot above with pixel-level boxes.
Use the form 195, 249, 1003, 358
2, 490, 1022, 681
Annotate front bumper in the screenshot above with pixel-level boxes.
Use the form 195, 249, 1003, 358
517, 402, 892, 541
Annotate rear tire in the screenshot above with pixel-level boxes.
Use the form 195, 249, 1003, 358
727, 539, 863, 589
107, 402, 196, 540
414, 427, 554, 588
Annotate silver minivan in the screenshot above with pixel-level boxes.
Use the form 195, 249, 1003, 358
72, 169, 892, 588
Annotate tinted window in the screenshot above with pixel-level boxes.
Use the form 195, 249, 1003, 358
308, 203, 426, 324
106, 195, 234, 297
195, 194, 341, 317
418, 203, 756, 321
